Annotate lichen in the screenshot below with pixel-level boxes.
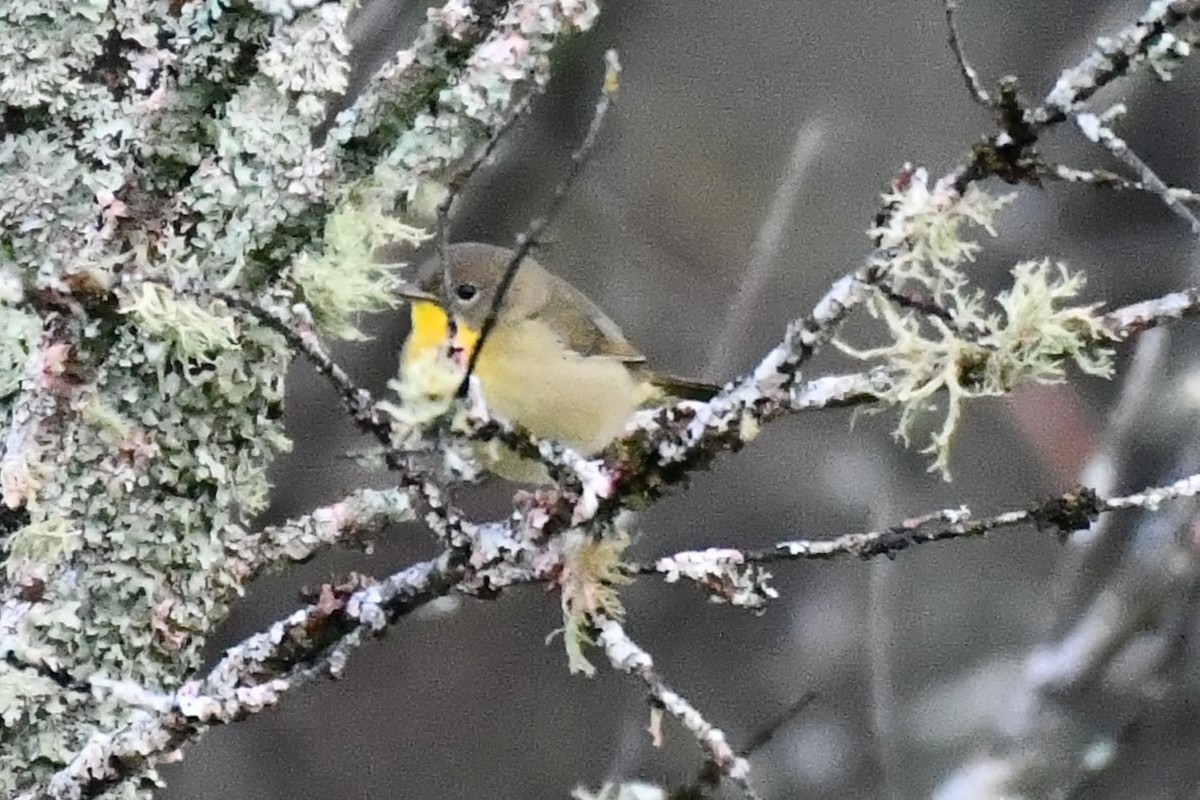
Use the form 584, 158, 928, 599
572, 783, 666, 800
0, 0, 601, 792
551, 528, 632, 676
656, 548, 779, 610
839, 169, 1113, 477
869, 167, 1015, 292
287, 205, 429, 340
840, 260, 1112, 477
339, 0, 600, 208
0, 305, 39, 402
120, 282, 239, 359
381, 341, 464, 442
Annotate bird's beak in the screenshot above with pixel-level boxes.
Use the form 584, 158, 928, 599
395, 283, 439, 303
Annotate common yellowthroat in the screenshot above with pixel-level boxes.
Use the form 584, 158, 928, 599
398, 242, 718, 482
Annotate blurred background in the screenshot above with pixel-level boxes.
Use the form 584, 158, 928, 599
165, 1, 1200, 798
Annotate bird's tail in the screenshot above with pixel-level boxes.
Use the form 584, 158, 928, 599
644, 370, 722, 402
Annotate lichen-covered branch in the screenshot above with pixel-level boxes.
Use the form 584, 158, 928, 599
950, 0, 1200, 187
935, 421, 1200, 797
225, 487, 416, 579
7, 0, 1200, 798
1075, 106, 1200, 236
0, 0, 599, 794
595, 617, 761, 800
773, 283, 1200, 418
1040, 0, 1200, 122
18, 553, 463, 800
623, 471, 1200, 605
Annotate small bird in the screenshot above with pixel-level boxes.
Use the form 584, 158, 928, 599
397, 242, 718, 482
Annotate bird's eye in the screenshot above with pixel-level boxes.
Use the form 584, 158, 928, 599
455, 282, 478, 302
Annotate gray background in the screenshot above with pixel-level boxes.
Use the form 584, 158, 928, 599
165, 1, 1200, 798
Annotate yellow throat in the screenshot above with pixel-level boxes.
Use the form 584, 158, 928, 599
402, 300, 481, 368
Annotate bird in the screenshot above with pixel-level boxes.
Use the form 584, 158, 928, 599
396, 242, 718, 482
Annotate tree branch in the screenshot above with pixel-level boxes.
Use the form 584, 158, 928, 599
630, 471, 1200, 603
596, 617, 762, 800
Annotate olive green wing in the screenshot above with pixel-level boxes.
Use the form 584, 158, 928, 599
538, 273, 647, 362
536, 271, 721, 401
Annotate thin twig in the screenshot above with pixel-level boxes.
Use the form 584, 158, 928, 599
1075, 109, 1200, 238
1040, 1, 1200, 123
945, 0, 991, 106
130, 276, 473, 548
1049, 163, 1200, 206
1100, 285, 1200, 338
631, 472, 1200, 575
740, 691, 818, 755
596, 617, 763, 800
874, 277, 987, 339
462, 49, 622, 387
437, 91, 539, 302
948, 2, 1200, 191
669, 691, 817, 799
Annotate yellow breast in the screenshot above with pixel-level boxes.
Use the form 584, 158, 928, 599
401, 305, 644, 481
473, 320, 642, 454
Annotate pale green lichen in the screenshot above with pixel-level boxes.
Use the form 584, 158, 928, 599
0, 665, 76, 729
381, 345, 463, 432
840, 260, 1112, 478
0, 0, 599, 792
288, 204, 429, 340
990, 260, 1112, 384
6, 515, 84, 585
870, 170, 1015, 291
573, 783, 666, 800
163, 2, 358, 288
0, 304, 39, 401
550, 529, 632, 677
378, 340, 488, 481
841, 171, 1113, 477
120, 283, 239, 360
344, 0, 600, 207
0, 313, 291, 790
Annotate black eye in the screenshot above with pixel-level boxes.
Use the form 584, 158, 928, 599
454, 282, 478, 302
